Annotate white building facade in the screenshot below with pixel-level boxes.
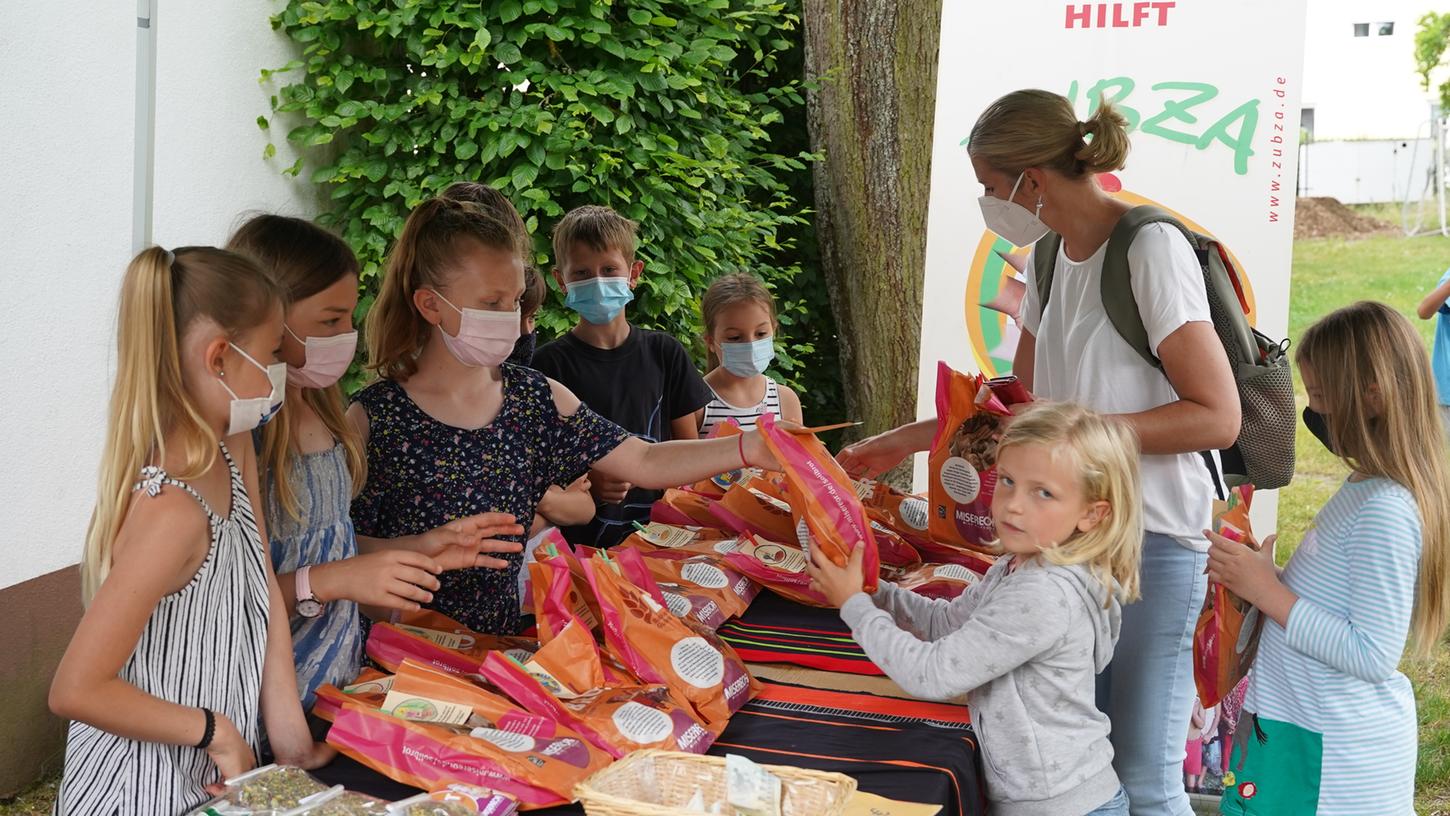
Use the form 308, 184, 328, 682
1299, 0, 1446, 203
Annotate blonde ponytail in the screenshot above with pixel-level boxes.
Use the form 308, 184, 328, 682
969, 89, 1131, 178
83, 247, 280, 604
1076, 101, 1131, 175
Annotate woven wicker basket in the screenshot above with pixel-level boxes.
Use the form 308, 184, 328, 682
575, 750, 858, 816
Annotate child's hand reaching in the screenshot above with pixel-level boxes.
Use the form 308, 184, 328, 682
539, 475, 597, 526
805, 541, 871, 608
589, 469, 633, 504
417, 513, 524, 569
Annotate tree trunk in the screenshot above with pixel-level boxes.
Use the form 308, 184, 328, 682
803, 0, 941, 482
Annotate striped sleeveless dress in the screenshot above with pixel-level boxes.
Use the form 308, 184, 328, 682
55, 442, 270, 815
699, 378, 781, 434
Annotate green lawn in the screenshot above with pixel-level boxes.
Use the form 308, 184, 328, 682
5, 230, 1450, 814
1281, 229, 1450, 815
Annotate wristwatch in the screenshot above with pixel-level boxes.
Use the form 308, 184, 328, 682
295, 566, 324, 619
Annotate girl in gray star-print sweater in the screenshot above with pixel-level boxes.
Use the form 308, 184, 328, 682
843, 558, 1122, 815
830, 403, 1143, 816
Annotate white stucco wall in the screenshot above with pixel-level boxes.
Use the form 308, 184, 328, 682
0, 0, 314, 592
1302, 0, 1442, 141
151, 1, 319, 248
1300, 138, 1436, 204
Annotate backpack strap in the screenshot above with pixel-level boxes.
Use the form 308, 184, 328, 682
1031, 232, 1064, 317
1100, 205, 1204, 372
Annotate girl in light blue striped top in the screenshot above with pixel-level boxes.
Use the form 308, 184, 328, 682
1207, 301, 1450, 815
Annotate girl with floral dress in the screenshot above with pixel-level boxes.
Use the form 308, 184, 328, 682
350, 195, 779, 634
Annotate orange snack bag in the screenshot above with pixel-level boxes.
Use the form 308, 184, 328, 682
722, 533, 831, 607
709, 479, 798, 541
582, 556, 758, 725
366, 609, 538, 675
327, 660, 610, 808
865, 520, 923, 568
638, 557, 754, 630
529, 553, 599, 644
480, 619, 718, 758
1193, 486, 1265, 707
929, 364, 1031, 554
651, 488, 721, 528
857, 479, 934, 546
756, 414, 880, 594
313, 669, 394, 723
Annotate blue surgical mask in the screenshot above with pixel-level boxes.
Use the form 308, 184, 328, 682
565, 277, 634, 325
721, 337, 776, 378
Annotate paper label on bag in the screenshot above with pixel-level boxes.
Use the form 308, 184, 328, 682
642, 523, 701, 549
853, 479, 877, 500
899, 497, 930, 531
681, 562, 729, 589
522, 660, 580, 699
382, 690, 472, 726
726, 754, 782, 816
395, 624, 476, 652
670, 636, 725, 689
611, 701, 674, 744
751, 541, 806, 573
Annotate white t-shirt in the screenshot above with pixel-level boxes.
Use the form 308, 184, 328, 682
1020, 223, 1214, 549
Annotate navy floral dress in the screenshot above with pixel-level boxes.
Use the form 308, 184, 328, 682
351, 364, 629, 635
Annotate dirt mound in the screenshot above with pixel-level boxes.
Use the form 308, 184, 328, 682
1294, 197, 1396, 239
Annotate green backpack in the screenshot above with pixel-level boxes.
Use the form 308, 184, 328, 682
1031, 205, 1296, 492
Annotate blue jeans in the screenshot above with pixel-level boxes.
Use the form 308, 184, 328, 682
1084, 786, 1131, 816
1097, 532, 1209, 816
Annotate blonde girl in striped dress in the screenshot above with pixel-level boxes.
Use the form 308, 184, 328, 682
49, 247, 331, 815
1208, 302, 1450, 815
696, 273, 804, 435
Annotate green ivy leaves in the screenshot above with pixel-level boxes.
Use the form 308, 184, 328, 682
260, 0, 833, 409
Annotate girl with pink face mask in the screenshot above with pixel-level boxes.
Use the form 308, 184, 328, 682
228, 215, 524, 711
349, 196, 781, 636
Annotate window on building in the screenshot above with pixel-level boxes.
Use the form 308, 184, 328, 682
1379, 22, 1395, 36
1353, 22, 1370, 36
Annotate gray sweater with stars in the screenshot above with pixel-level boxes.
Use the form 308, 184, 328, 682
840, 555, 1122, 816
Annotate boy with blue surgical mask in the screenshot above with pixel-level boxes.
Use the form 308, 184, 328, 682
696, 272, 804, 435
532, 205, 714, 548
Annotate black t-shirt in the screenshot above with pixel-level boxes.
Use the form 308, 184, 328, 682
532, 325, 713, 547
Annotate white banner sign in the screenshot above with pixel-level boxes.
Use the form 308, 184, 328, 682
915, 0, 1309, 528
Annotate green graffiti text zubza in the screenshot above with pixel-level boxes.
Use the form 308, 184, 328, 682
1068, 78, 1259, 175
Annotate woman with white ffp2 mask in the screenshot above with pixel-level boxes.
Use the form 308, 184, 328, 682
839, 89, 1241, 816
